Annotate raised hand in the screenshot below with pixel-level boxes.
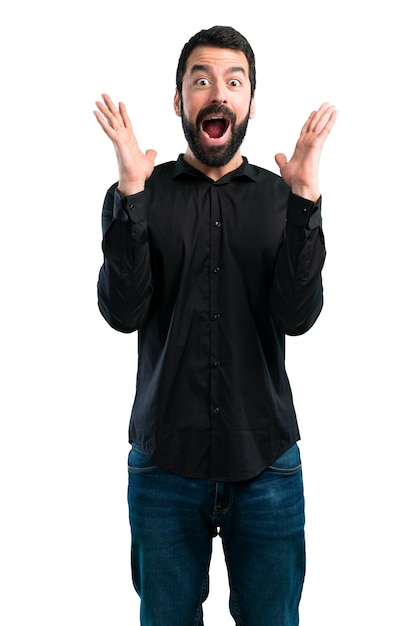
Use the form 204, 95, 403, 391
275, 103, 337, 201
94, 94, 157, 196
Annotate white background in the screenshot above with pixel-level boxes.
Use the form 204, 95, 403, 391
1, 0, 417, 624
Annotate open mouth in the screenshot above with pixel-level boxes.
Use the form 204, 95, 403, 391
202, 116, 230, 139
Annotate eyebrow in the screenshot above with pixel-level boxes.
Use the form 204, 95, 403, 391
190, 64, 247, 76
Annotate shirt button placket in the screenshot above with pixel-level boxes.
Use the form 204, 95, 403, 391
209, 186, 223, 424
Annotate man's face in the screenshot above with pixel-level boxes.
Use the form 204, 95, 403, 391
174, 46, 255, 168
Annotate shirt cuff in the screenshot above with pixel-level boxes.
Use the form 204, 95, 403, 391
113, 188, 149, 224
287, 192, 322, 229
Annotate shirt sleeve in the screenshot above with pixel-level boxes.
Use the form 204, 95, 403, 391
269, 192, 326, 336
97, 184, 153, 333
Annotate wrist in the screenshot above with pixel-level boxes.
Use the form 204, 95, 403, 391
291, 184, 320, 203
117, 180, 146, 197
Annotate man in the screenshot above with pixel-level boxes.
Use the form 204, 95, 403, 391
94, 25, 336, 626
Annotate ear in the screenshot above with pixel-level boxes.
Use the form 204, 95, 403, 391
249, 93, 255, 119
174, 89, 181, 117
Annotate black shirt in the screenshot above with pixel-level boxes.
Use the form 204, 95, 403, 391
98, 155, 325, 481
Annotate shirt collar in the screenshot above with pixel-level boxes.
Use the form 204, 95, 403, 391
173, 154, 257, 183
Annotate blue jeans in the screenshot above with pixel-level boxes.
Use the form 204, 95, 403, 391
128, 443, 305, 626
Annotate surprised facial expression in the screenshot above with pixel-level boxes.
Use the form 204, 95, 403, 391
174, 46, 255, 168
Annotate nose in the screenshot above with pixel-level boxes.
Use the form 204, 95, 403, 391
210, 80, 227, 105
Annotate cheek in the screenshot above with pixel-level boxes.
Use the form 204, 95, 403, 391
181, 91, 208, 119
182, 104, 200, 126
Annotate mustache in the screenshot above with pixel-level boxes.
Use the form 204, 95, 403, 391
196, 104, 237, 127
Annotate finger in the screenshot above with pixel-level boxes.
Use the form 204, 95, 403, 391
101, 93, 120, 116
274, 152, 287, 171
119, 101, 132, 130
95, 100, 119, 127
312, 106, 338, 139
316, 107, 338, 140
308, 103, 337, 135
300, 110, 316, 135
145, 149, 158, 162
98, 93, 127, 130
93, 109, 117, 138
300, 103, 329, 134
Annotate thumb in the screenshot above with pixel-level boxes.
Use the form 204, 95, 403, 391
145, 149, 157, 163
274, 153, 287, 173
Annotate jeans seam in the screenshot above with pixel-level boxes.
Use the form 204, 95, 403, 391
214, 483, 235, 515
267, 463, 302, 476
193, 554, 211, 626
127, 466, 159, 473
222, 548, 243, 626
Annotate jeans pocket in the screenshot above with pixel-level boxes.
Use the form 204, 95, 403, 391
268, 444, 302, 476
128, 443, 159, 473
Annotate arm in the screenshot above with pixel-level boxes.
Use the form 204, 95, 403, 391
271, 103, 337, 335
270, 193, 325, 336
94, 94, 157, 332
97, 184, 153, 333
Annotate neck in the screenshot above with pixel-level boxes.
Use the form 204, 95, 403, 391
183, 147, 243, 181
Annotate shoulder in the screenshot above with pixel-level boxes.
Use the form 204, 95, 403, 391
149, 160, 178, 180
247, 161, 289, 189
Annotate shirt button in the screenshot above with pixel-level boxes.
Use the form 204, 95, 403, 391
213, 360, 221, 367
213, 266, 220, 273
212, 313, 221, 320
213, 407, 220, 414
129, 204, 135, 210
214, 221, 222, 227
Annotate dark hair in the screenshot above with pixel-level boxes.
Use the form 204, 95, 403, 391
176, 25, 256, 98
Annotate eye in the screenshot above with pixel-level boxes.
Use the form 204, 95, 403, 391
229, 78, 241, 87
195, 77, 210, 86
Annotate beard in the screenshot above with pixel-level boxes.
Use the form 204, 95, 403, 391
180, 103, 251, 168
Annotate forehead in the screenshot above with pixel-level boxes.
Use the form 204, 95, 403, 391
185, 46, 250, 76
